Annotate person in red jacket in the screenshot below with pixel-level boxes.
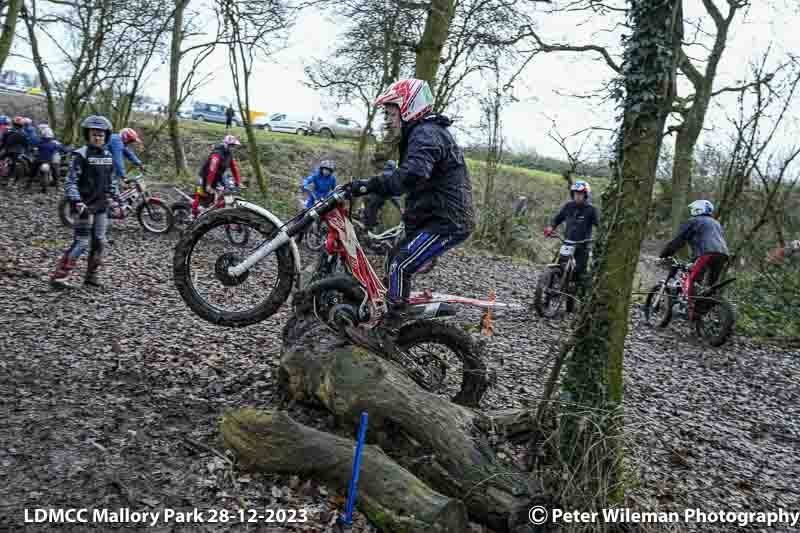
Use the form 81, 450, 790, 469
193, 134, 242, 216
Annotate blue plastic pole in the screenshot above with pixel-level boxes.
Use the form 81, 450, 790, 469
340, 411, 368, 527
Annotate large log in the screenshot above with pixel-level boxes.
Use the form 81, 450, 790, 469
278, 316, 539, 532
221, 409, 467, 533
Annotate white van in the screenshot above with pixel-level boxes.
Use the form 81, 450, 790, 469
254, 112, 310, 135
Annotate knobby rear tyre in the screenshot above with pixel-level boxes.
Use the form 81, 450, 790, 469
695, 298, 735, 347
395, 320, 488, 407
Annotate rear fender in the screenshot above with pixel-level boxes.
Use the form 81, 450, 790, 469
700, 277, 736, 296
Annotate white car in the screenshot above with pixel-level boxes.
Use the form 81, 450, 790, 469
254, 112, 310, 135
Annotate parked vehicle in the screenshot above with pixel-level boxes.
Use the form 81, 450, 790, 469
644, 256, 736, 347
310, 116, 373, 140
192, 102, 242, 126
254, 113, 310, 134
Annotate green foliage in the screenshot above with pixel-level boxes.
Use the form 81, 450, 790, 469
731, 266, 800, 339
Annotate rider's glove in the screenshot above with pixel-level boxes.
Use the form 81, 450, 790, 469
72, 201, 87, 215
138, 164, 146, 173
348, 179, 375, 197
543, 226, 553, 237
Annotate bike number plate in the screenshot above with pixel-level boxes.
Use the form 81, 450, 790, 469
560, 245, 575, 256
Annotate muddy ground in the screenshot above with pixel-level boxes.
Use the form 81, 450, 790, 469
0, 184, 797, 532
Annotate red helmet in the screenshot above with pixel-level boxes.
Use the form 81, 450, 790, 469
12, 116, 25, 127
120, 127, 141, 144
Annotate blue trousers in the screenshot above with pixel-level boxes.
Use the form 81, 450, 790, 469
388, 231, 468, 301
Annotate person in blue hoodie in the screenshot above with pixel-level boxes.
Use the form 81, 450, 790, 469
106, 127, 145, 182
22, 118, 39, 150
302, 159, 337, 208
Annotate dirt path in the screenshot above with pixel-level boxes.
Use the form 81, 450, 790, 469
1, 186, 797, 532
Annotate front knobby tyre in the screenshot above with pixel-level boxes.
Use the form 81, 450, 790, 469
534, 266, 563, 318
644, 284, 673, 328
173, 207, 296, 327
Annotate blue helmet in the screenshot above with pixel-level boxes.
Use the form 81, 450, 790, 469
0, 116, 9, 126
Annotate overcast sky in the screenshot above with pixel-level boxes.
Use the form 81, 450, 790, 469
7, 1, 800, 160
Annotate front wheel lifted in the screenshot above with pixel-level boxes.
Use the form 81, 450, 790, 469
172, 207, 296, 327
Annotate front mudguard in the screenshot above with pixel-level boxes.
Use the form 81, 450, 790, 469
210, 198, 303, 290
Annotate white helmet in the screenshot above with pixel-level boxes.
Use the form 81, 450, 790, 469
374, 79, 434, 122
688, 199, 714, 217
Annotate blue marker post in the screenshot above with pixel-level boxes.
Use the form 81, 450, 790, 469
337, 412, 368, 531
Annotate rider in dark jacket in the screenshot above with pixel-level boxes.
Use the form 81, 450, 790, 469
544, 180, 600, 286
51, 115, 118, 288
659, 199, 729, 320
0, 117, 31, 178
350, 78, 475, 332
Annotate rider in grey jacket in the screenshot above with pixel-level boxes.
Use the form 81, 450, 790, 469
659, 200, 729, 321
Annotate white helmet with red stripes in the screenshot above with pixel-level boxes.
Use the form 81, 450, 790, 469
223, 134, 241, 146
374, 79, 435, 123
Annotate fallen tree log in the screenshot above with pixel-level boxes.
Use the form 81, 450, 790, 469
221, 409, 468, 533
276, 316, 540, 532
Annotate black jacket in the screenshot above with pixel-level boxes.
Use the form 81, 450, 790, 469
660, 214, 729, 260
551, 201, 600, 242
369, 114, 475, 235
65, 145, 116, 213
0, 128, 30, 155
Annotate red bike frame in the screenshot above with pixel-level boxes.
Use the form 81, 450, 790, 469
320, 203, 524, 321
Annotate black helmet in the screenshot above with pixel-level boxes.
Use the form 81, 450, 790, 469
80, 115, 113, 144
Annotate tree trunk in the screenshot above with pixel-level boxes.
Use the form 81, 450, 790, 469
670, 99, 708, 235
221, 409, 469, 533
557, 0, 683, 502
0, 0, 22, 72
22, 4, 57, 129
277, 317, 538, 532
168, 0, 190, 177
356, 107, 377, 177
414, 0, 455, 91
60, 97, 80, 146
242, 121, 267, 195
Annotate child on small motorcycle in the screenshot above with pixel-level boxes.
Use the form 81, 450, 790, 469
193, 135, 242, 216
302, 160, 337, 208
30, 127, 68, 191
